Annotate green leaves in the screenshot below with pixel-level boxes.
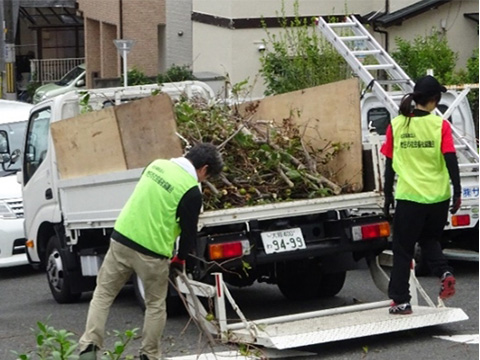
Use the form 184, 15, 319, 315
259, 0, 348, 96
391, 32, 458, 84
12, 322, 139, 360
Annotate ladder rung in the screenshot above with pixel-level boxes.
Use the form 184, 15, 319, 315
328, 22, 357, 28
340, 35, 369, 41
377, 79, 412, 85
364, 64, 395, 71
459, 163, 479, 169
455, 144, 467, 150
352, 50, 381, 56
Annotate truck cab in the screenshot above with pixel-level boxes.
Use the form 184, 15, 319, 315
0, 100, 33, 268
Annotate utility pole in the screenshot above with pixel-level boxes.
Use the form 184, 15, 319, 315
3, 0, 18, 99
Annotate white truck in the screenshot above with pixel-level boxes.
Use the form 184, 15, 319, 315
0, 100, 33, 268
4, 76, 470, 348
13, 79, 391, 306
318, 15, 479, 264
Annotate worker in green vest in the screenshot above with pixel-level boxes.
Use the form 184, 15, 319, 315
78, 143, 223, 360
381, 75, 461, 315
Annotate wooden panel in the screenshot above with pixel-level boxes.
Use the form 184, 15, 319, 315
51, 107, 127, 179
115, 94, 183, 169
240, 78, 363, 192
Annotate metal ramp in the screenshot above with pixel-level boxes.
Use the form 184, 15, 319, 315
175, 265, 468, 350
316, 15, 479, 171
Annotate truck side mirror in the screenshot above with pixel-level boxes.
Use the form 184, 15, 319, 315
10, 149, 21, 165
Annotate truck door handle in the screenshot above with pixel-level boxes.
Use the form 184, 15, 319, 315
45, 188, 53, 200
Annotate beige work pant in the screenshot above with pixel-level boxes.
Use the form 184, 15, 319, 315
79, 239, 169, 360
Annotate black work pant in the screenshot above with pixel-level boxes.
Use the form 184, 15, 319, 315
388, 199, 452, 304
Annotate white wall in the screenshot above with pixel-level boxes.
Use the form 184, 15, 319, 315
166, 0, 193, 69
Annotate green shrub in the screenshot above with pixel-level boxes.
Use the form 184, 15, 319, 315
157, 64, 196, 84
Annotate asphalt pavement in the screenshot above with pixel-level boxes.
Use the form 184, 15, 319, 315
0, 260, 478, 360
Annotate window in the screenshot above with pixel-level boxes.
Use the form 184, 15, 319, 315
437, 104, 453, 123
23, 108, 51, 184
367, 107, 391, 135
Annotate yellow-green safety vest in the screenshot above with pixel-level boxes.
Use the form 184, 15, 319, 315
114, 159, 198, 258
391, 113, 451, 204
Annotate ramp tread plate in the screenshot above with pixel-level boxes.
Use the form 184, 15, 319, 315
231, 306, 468, 349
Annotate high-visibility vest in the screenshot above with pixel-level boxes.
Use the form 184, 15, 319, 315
391, 113, 451, 204
114, 159, 198, 257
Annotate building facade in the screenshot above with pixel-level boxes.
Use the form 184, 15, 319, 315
191, 0, 479, 98
77, 0, 166, 87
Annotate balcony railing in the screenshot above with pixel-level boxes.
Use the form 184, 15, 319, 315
30, 58, 85, 84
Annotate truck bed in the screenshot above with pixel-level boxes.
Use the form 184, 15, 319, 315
58, 168, 384, 232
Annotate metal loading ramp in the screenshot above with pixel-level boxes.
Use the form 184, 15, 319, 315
176, 270, 468, 350
228, 302, 468, 349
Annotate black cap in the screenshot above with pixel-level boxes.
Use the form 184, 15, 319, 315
414, 75, 447, 96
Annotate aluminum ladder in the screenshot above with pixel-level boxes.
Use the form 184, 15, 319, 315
316, 15, 479, 169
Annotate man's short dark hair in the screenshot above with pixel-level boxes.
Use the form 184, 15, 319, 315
185, 143, 223, 177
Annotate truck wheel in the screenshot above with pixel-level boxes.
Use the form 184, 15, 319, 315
133, 274, 185, 316
276, 261, 346, 300
45, 235, 81, 303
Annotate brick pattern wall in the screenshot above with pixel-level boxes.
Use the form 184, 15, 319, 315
78, 0, 165, 84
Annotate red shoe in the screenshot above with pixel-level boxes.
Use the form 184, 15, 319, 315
439, 272, 456, 299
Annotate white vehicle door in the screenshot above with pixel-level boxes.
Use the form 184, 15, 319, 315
22, 106, 55, 249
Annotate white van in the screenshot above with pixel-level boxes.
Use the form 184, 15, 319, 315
0, 100, 33, 267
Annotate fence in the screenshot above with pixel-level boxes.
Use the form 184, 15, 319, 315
30, 58, 85, 85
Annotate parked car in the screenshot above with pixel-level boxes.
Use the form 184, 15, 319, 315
0, 100, 33, 268
33, 63, 86, 104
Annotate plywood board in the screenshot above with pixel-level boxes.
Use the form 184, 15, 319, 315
51, 107, 127, 179
115, 94, 183, 169
240, 78, 363, 192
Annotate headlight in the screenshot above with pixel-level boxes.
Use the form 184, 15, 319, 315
0, 200, 17, 219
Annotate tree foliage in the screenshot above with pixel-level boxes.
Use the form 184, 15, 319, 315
391, 31, 458, 84
259, 1, 348, 96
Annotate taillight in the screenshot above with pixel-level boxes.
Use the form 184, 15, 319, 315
208, 240, 250, 260
352, 222, 390, 241
451, 214, 470, 227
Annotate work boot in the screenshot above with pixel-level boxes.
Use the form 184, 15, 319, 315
79, 344, 98, 360
389, 301, 412, 315
439, 271, 456, 299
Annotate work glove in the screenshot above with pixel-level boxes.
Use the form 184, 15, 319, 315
450, 194, 461, 214
383, 193, 395, 221
169, 255, 185, 281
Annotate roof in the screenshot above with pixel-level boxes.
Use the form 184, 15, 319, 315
0, 100, 33, 124
362, 0, 451, 27
19, 0, 82, 28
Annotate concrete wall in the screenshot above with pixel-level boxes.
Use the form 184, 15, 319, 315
166, 0, 193, 69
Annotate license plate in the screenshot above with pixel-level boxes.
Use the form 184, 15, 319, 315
261, 227, 306, 254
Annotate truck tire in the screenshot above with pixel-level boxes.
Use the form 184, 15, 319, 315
46, 235, 82, 303
276, 261, 346, 300
133, 274, 185, 316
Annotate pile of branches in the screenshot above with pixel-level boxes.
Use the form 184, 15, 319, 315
174, 97, 349, 211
